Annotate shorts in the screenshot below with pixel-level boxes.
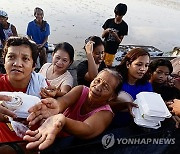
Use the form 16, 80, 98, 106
104, 52, 115, 66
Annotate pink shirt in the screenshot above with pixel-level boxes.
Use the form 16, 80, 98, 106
63, 86, 114, 121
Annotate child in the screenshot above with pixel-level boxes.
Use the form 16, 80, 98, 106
148, 59, 180, 101
39, 42, 74, 98
0, 36, 47, 143
24, 69, 123, 150
102, 3, 128, 67
148, 59, 180, 128
77, 36, 106, 87
27, 7, 50, 67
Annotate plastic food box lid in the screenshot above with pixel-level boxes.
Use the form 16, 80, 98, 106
136, 92, 171, 118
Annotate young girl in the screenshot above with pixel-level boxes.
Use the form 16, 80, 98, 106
39, 42, 74, 97
27, 7, 50, 67
112, 48, 153, 127
24, 69, 123, 150
77, 36, 106, 87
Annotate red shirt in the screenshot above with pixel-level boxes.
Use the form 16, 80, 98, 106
0, 74, 27, 92
0, 74, 27, 143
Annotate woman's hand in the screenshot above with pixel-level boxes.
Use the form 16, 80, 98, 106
127, 102, 138, 117
24, 114, 65, 150
0, 95, 17, 122
40, 85, 60, 98
85, 41, 94, 55
27, 98, 60, 126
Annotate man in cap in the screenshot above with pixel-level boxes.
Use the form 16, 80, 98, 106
0, 10, 18, 41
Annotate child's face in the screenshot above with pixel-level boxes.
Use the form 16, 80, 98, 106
4, 45, 34, 83
115, 14, 123, 22
127, 55, 149, 81
92, 44, 104, 64
89, 71, 117, 104
52, 49, 71, 73
151, 66, 170, 84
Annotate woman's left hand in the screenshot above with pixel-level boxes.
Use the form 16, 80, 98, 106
24, 114, 65, 150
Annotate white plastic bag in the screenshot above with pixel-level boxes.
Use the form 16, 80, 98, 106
9, 117, 29, 138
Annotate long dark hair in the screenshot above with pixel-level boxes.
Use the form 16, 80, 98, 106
84, 36, 104, 51
116, 48, 150, 84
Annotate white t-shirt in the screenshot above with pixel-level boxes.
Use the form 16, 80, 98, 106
39, 63, 73, 88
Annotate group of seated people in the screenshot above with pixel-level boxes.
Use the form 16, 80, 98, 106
0, 36, 179, 153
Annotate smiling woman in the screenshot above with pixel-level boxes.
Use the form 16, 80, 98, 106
39, 42, 74, 98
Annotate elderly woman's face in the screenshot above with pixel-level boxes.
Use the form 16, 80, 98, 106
89, 71, 117, 103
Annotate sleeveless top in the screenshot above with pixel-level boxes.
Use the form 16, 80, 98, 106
63, 86, 114, 121
3, 24, 13, 40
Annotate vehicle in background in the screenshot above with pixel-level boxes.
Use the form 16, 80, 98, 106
112, 45, 164, 66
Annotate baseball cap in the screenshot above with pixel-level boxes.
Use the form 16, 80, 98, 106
0, 10, 8, 18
